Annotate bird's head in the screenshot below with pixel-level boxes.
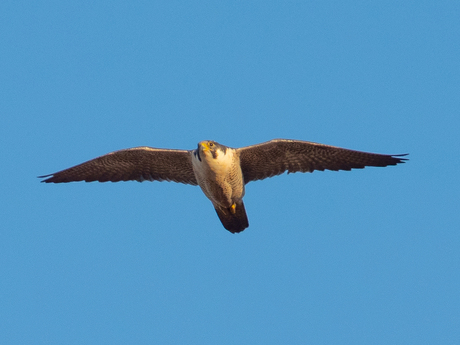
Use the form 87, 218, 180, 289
196, 140, 227, 160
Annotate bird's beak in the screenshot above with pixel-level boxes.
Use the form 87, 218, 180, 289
201, 142, 210, 151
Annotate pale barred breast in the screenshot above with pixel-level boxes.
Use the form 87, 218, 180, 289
191, 149, 225, 196
191, 147, 245, 201
224, 152, 245, 198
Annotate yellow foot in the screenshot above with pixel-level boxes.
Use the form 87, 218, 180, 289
230, 203, 237, 214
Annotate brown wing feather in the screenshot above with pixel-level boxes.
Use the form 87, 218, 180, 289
238, 139, 408, 183
39, 147, 198, 185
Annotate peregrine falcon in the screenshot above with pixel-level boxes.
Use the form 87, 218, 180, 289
39, 139, 408, 233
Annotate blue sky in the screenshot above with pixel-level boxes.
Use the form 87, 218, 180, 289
1, 1, 459, 344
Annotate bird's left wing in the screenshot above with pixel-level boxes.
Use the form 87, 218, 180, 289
237, 139, 408, 184
39, 147, 198, 185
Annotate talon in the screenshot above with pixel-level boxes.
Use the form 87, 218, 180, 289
230, 203, 236, 214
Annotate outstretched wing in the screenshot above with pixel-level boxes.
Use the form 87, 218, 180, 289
39, 147, 198, 185
238, 139, 408, 183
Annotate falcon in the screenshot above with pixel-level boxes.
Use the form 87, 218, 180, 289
39, 139, 408, 233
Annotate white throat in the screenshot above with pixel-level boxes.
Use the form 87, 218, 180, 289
192, 148, 235, 176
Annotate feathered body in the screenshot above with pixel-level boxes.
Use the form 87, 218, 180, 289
191, 141, 248, 232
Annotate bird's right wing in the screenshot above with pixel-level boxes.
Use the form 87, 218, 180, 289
238, 139, 408, 184
39, 147, 198, 185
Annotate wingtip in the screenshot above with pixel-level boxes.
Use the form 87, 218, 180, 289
37, 174, 54, 183
392, 153, 409, 163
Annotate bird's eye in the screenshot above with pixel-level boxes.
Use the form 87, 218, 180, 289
209, 142, 214, 147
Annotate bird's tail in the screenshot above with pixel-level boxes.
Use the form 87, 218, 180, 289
214, 200, 249, 233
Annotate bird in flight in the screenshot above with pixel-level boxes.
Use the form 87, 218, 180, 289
39, 139, 407, 233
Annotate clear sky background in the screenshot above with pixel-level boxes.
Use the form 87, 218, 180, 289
1, 1, 459, 344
